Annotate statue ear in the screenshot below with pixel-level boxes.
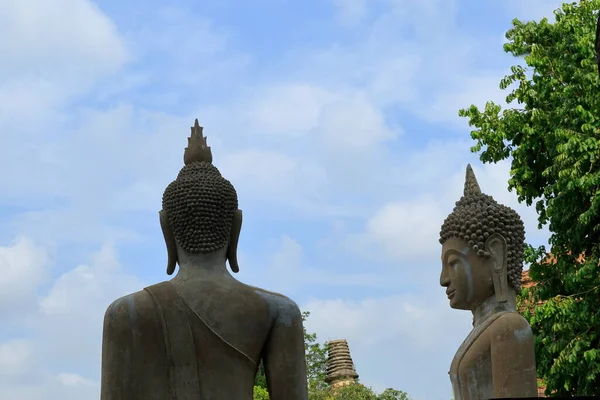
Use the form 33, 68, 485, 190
485, 233, 508, 303
159, 210, 178, 275
227, 209, 242, 273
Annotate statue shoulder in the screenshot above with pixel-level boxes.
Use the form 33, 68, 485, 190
489, 311, 533, 341
103, 289, 156, 330
251, 287, 302, 321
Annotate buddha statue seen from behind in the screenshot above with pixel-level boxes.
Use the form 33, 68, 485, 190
439, 165, 537, 400
100, 120, 308, 400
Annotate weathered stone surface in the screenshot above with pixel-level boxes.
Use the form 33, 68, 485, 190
100, 120, 308, 400
325, 339, 359, 388
439, 165, 538, 400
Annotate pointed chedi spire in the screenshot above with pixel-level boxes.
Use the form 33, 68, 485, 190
464, 164, 482, 195
183, 118, 213, 165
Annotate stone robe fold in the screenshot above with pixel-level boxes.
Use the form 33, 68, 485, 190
449, 310, 509, 400
100, 282, 257, 400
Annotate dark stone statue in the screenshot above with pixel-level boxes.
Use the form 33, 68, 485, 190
439, 165, 537, 399
100, 120, 308, 399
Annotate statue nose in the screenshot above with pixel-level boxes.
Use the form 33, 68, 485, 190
440, 268, 450, 287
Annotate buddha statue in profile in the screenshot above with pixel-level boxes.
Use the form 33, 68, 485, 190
100, 120, 308, 400
439, 165, 537, 399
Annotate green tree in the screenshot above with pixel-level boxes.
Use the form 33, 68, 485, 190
254, 311, 411, 400
253, 385, 270, 400
308, 384, 411, 400
376, 388, 411, 400
332, 384, 378, 400
254, 362, 267, 390
254, 311, 329, 397
459, 0, 600, 396
303, 311, 329, 391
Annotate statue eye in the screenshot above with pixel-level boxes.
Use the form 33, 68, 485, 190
449, 258, 460, 267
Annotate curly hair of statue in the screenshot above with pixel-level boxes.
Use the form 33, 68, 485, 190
162, 119, 238, 253
439, 165, 525, 291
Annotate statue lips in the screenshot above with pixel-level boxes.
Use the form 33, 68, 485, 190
446, 289, 456, 299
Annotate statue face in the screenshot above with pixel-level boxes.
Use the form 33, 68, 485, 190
440, 237, 494, 310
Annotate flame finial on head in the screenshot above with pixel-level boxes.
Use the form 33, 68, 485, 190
464, 164, 482, 195
183, 119, 213, 165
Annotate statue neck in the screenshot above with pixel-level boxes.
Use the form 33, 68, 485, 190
171, 244, 231, 282
471, 290, 517, 327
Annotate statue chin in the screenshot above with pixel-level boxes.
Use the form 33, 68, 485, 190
448, 292, 484, 311
448, 298, 469, 310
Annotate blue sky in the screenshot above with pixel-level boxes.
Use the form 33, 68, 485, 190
0, 0, 564, 399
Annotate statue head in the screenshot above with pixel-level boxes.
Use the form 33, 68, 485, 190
160, 119, 242, 275
439, 164, 525, 310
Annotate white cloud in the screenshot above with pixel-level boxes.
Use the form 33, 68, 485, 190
345, 152, 550, 267
332, 0, 368, 25
366, 55, 423, 105
0, 372, 100, 400
240, 235, 388, 297
0, 0, 128, 117
220, 148, 328, 205
303, 293, 473, 399
0, 339, 34, 379
421, 73, 509, 128
57, 373, 97, 387
416, 0, 564, 129
218, 148, 368, 219
133, 7, 228, 61
248, 84, 335, 136
36, 244, 144, 371
503, 0, 562, 22
270, 235, 304, 272
40, 245, 120, 316
246, 83, 397, 149
318, 91, 397, 148
10, 208, 144, 247
0, 242, 143, 399
0, 238, 51, 317
212, 81, 402, 216
0, 0, 463, 222
359, 198, 447, 259
0, 0, 131, 211
0, 0, 127, 74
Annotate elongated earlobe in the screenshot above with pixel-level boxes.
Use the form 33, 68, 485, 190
485, 233, 508, 303
159, 210, 178, 275
227, 210, 242, 273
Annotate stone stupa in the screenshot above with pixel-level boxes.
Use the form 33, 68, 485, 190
325, 339, 359, 389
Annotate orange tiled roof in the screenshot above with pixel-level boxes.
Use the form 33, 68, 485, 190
521, 252, 590, 291
519, 269, 544, 312
521, 269, 536, 289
